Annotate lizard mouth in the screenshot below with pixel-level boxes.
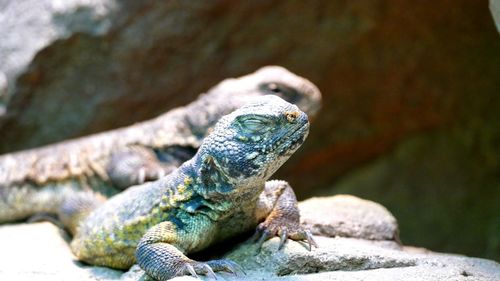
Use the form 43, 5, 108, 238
257, 122, 309, 179
276, 121, 309, 156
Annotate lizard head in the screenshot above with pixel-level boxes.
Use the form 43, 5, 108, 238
197, 95, 309, 194
253, 66, 321, 118
210, 66, 322, 118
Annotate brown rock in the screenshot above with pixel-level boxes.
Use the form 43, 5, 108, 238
1, 0, 499, 261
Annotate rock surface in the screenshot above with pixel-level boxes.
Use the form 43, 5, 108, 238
321, 131, 500, 260
0, 196, 499, 281
226, 237, 500, 281
299, 195, 399, 241
0, 222, 122, 281
1, 223, 499, 281
0, 0, 500, 261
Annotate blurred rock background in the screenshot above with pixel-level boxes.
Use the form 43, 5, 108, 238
0, 0, 499, 261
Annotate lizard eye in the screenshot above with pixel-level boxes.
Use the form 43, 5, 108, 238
267, 83, 282, 93
260, 82, 301, 104
237, 115, 272, 133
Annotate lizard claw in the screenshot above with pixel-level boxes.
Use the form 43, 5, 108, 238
207, 259, 246, 276
177, 259, 244, 279
253, 217, 318, 252
200, 263, 217, 280
287, 228, 318, 251
184, 263, 198, 278
278, 229, 288, 250
305, 230, 318, 250
156, 168, 166, 179
256, 229, 272, 250
251, 225, 272, 253
137, 167, 146, 184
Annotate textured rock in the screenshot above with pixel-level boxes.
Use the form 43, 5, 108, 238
226, 236, 500, 280
1, 196, 499, 281
0, 222, 122, 281
0, 0, 116, 94
0, 0, 348, 152
1, 0, 500, 261
2, 222, 499, 281
299, 195, 399, 241
323, 131, 500, 261
227, 237, 409, 276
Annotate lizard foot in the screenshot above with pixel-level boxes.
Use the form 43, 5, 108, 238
252, 217, 318, 252
107, 147, 175, 189
176, 259, 245, 279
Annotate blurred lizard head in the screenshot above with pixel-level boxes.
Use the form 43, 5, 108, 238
209, 65, 322, 118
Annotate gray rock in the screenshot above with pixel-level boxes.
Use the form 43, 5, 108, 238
1, 196, 499, 281
0, 222, 122, 281
299, 195, 399, 241
0, 0, 115, 96
225, 236, 500, 280
226, 236, 411, 276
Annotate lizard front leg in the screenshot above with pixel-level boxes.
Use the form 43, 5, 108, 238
253, 180, 317, 250
136, 221, 242, 280
106, 146, 176, 189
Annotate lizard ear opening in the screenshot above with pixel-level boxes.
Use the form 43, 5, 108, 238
200, 155, 233, 193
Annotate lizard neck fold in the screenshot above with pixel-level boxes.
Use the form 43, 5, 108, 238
162, 155, 263, 222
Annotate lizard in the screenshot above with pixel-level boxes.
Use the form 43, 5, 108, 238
0, 66, 321, 223
68, 95, 316, 280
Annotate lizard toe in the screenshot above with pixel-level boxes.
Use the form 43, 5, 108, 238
177, 259, 244, 279
253, 217, 317, 251
288, 228, 318, 251
206, 259, 246, 276
177, 260, 213, 279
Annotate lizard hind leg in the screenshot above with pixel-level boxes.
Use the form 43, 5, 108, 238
58, 191, 105, 235
136, 222, 243, 280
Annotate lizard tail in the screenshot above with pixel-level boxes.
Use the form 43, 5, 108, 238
0, 183, 68, 223
0, 183, 103, 233
58, 191, 106, 235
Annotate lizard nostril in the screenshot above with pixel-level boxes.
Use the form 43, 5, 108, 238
284, 111, 300, 123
